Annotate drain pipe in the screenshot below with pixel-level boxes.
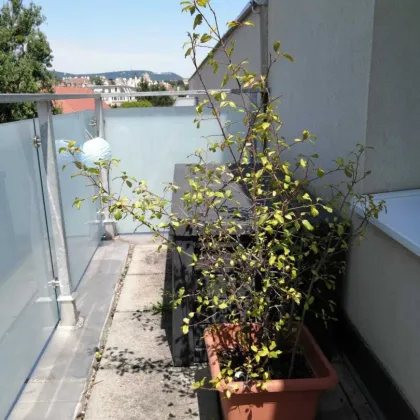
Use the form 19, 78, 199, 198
37, 101, 79, 327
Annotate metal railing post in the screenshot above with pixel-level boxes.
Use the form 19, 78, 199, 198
37, 101, 79, 327
94, 97, 116, 239
94, 97, 105, 138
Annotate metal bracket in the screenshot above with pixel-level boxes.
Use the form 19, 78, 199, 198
33, 135, 41, 148
48, 279, 60, 289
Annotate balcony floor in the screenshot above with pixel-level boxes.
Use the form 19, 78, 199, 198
80, 236, 377, 420
9, 239, 130, 420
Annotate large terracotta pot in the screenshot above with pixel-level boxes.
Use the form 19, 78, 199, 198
204, 324, 338, 420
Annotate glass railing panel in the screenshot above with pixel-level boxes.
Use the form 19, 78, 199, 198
0, 119, 59, 417
52, 111, 102, 290
103, 106, 245, 233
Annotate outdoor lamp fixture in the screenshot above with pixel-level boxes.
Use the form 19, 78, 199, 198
81, 137, 112, 165
81, 137, 116, 240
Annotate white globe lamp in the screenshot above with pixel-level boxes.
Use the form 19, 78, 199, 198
82, 137, 112, 166
81, 137, 115, 239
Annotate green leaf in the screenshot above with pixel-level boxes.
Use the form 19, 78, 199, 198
182, 325, 189, 335
317, 168, 325, 177
114, 209, 122, 220
273, 40, 281, 54
193, 13, 203, 29
177, 246, 182, 254
243, 20, 255, 26
302, 220, 314, 231
282, 53, 295, 62
219, 302, 228, 309
310, 207, 319, 217
221, 73, 229, 87
200, 33, 212, 43
251, 345, 258, 353
300, 158, 307, 168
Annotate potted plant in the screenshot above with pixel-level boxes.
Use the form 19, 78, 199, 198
63, 1, 384, 418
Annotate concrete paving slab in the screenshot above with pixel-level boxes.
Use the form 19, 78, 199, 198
85, 312, 199, 420
100, 312, 172, 363
120, 234, 166, 246
117, 274, 163, 312
85, 369, 199, 420
17, 380, 86, 404
127, 246, 168, 275
9, 401, 78, 420
9, 239, 130, 420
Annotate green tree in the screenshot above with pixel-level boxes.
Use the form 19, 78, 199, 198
120, 100, 153, 108
0, 0, 55, 123
172, 80, 188, 90
136, 78, 175, 107
90, 76, 104, 85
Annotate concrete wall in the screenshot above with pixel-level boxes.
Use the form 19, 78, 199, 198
189, 10, 261, 93
267, 0, 375, 191
364, 0, 420, 193
345, 222, 420, 415
189, 0, 420, 415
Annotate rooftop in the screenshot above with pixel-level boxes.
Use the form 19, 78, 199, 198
54, 87, 110, 113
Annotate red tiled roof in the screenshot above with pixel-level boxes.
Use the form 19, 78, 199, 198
54, 87, 110, 114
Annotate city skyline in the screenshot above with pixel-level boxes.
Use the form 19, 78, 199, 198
31, 0, 247, 77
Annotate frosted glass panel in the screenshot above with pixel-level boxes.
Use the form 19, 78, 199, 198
0, 119, 59, 418
53, 112, 102, 290
104, 107, 244, 233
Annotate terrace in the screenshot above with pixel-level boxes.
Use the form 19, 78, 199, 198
0, 91, 385, 420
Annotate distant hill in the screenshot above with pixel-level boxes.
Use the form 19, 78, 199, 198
52, 70, 184, 82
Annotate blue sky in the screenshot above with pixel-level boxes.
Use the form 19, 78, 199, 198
28, 0, 248, 77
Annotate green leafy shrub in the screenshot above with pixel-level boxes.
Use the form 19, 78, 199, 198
63, 0, 385, 396
120, 100, 153, 108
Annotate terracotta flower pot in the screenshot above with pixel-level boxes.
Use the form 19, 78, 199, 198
204, 324, 338, 420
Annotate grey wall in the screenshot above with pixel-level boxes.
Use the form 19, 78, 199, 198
188, 0, 420, 415
345, 221, 420, 416
364, 0, 420, 193
267, 0, 375, 191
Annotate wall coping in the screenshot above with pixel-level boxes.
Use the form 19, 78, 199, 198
355, 189, 420, 257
